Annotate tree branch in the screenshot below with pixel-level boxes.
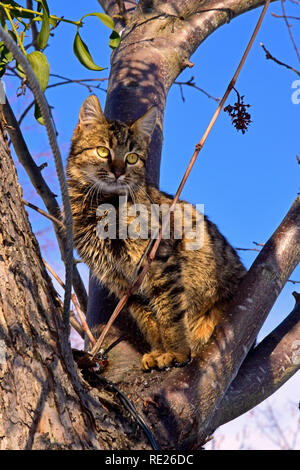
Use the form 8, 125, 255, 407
210, 293, 300, 431
280, 0, 300, 63
0, 97, 88, 313
26, 0, 39, 50
261, 42, 300, 76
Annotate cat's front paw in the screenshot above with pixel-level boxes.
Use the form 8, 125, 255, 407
142, 350, 163, 371
142, 350, 190, 371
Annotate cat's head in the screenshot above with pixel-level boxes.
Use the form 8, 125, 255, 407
67, 94, 157, 197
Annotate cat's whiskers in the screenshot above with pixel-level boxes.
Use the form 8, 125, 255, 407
90, 183, 101, 209
132, 182, 155, 206
95, 181, 104, 206
81, 182, 98, 212
124, 182, 137, 207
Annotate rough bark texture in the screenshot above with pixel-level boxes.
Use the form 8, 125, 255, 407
0, 114, 149, 450
211, 296, 300, 429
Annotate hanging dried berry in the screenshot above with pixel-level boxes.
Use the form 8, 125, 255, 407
224, 87, 252, 134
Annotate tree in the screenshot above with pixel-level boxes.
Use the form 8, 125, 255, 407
0, 0, 299, 450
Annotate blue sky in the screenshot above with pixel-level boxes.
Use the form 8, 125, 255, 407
4, 0, 299, 450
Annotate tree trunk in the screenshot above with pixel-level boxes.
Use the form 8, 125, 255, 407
0, 112, 150, 450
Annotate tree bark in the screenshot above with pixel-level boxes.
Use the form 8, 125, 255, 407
211, 295, 300, 430
0, 112, 149, 450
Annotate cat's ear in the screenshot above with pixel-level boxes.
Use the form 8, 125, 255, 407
131, 107, 157, 140
79, 94, 106, 125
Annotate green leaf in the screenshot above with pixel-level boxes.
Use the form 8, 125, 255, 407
34, 102, 44, 125
18, 51, 50, 91
81, 12, 115, 30
28, 51, 49, 91
109, 30, 120, 50
73, 31, 105, 71
37, 2, 50, 49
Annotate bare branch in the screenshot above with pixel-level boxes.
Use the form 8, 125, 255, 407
22, 198, 65, 228
26, 0, 39, 50
272, 12, 300, 19
261, 42, 300, 76
210, 293, 300, 431
57, 297, 85, 340
281, 0, 300, 62
48, 74, 108, 92
147, 0, 276, 61
236, 246, 261, 252
43, 259, 96, 346
174, 76, 220, 102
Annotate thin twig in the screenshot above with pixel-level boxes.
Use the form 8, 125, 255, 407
5, 73, 109, 131
253, 241, 265, 247
22, 198, 65, 228
260, 42, 300, 76
57, 298, 85, 339
281, 0, 300, 62
43, 258, 96, 345
236, 247, 261, 252
3, 6, 27, 56
48, 73, 108, 92
174, 76, 220, 102
26, 0, 39, 50
272, 13, 300, 20
90, 0, 272, 358
17, 100, 35, 128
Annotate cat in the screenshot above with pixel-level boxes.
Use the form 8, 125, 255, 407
67, 94, 246, 371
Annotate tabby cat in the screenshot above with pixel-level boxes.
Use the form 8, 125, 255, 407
67, 95, 246, 370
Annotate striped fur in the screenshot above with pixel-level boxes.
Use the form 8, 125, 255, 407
67, 95, 246, 370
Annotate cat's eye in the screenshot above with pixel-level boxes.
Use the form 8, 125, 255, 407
126, 153, 139, 165
97, 146, 110, 158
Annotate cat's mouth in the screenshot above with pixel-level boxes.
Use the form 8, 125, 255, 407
99, 178, 129, 196
82, 169, 130, 197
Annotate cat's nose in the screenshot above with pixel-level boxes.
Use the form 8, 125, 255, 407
112, 167, 125, 179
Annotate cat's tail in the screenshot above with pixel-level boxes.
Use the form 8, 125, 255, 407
190, 303, 228, 355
